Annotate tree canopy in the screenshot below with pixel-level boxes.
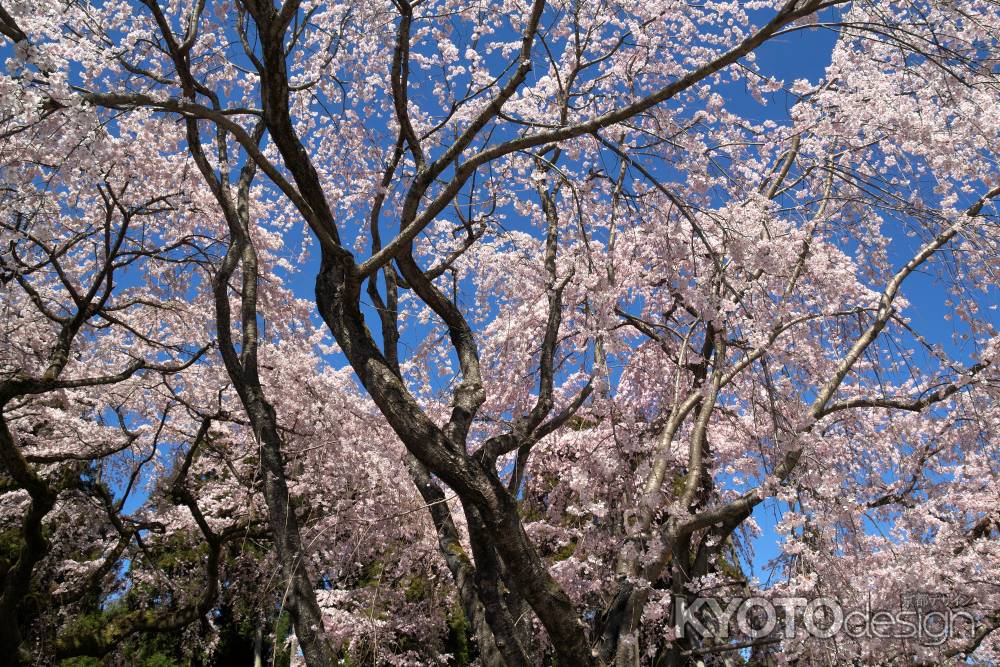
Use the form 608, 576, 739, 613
0, 0, 998, 665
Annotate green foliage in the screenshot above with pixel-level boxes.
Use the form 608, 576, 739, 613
403, 573, 431, 602
57, 657, 102, 667
117, 624, 198, 667
552, 538, 578, 562
273, 611, 292, 667
444, 601, 471, 666
210, 601, 258, 667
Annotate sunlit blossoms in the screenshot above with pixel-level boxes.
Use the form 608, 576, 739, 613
0, 0, 998, 665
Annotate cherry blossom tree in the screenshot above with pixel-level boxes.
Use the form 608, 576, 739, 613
1, 0, 999, 665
